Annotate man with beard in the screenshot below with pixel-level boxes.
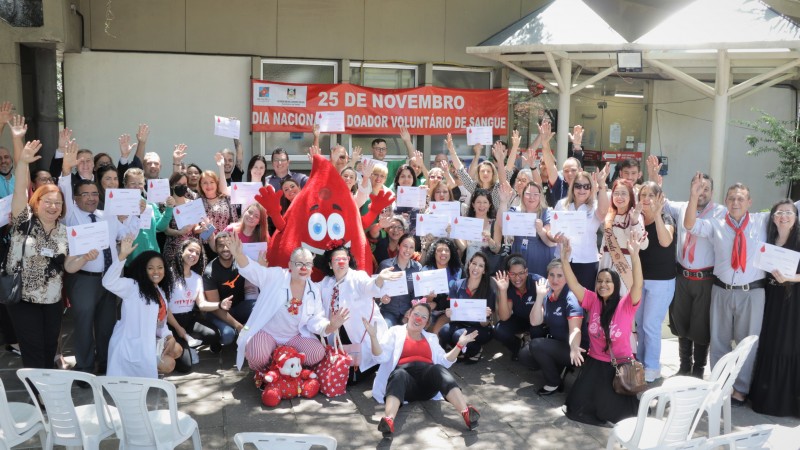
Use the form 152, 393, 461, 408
203, 232, 247, 348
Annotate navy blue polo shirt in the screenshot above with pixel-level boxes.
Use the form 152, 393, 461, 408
543, 287, 587, 346
507, 273, 544, 319
448, 278, 496, 325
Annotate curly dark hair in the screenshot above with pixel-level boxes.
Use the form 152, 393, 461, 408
466, 188, 496, 219
320, 245, 358, 277
128, 250, 174, 305
422, 238, 462, 275
170, 238, 206, 289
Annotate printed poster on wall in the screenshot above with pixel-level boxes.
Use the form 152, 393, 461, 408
251, 80, 508, 136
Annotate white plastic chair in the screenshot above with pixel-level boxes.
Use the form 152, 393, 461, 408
16, 368, 118, 450
700, 424, 773, 449
606, 383, 711, 449
662, 335, 759, 438
234, 432, 337, 450
98, 377, 200, 450
0, 377, 47, 450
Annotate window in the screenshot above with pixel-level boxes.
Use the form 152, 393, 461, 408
260, 59, 338, 158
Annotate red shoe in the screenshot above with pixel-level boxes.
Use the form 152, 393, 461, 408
462, 405, 480, 430
378, 416, 395, 435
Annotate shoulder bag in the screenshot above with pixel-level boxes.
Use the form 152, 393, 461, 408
0, 219, 34, 305
608, 340, 648, 396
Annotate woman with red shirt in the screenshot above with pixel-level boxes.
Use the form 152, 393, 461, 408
366, 302, 480, 436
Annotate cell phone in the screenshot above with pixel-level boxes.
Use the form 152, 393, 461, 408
199, 224, 216, 241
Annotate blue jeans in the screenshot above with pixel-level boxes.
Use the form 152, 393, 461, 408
635, 278, 676, 374
209, 299, 256, 346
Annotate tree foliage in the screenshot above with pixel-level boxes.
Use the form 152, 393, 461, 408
741, 110, 800, 189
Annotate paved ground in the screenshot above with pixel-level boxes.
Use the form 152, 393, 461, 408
1, 313, 799, 449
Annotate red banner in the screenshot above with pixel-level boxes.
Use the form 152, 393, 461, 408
251, 80, 508, 135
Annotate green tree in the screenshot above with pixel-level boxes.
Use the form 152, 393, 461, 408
741, 111, 800, 199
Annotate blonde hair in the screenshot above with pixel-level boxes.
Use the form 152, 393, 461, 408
371, 164, 388, 177
565, 171, 595, 208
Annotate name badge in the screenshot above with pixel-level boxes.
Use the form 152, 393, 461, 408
40, 248, 55, 258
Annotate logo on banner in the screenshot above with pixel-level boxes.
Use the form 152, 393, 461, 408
253, 83, 307, 107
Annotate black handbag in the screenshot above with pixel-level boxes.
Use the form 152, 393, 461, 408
0, 219, 33, 305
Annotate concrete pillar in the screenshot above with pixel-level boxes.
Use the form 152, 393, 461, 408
33, 47, 59, 166
556, 57, 572, 164
710, 50, 730, 202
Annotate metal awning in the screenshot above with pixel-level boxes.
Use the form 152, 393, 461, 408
467, 0, 800, 197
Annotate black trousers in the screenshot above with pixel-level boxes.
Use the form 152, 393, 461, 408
494, 315, 546, 353
7, 300, 62, 369
169, 311, 220, 372
0, 303, 17, 345
385, 362, 460, 404
519, 337, 572, 386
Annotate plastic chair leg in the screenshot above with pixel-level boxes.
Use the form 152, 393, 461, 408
191, 428, 202, 450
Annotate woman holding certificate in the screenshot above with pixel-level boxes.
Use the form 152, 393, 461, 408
318, 244, 401, 384
559, 234, 643, 426
5, 139, 86, 369
421, 238, 463, 332
163, 172, 197, 264
495, 180, 555, 279
439, 252, 495, 362
751, 200, 800, 417
455, 188, 501, 273
198, 170, 238, 258
551, 169, 609, 290
391, 164, 424, 237
444, 132, 516, 207
378, 233, 423, 327
599, 179, 648, 296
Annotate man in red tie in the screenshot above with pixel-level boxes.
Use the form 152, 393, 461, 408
684, 174, 769, 406
664, 173, 725, 378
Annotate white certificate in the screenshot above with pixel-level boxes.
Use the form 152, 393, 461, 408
242, 242, 268, 262
138, 205, 154, 230
450, 298, 487, 322
104, 189, 142, 216
214, 116, 240, 139
416, 214, 450, 238
502, 212, 537, 237
396, 186, 426, 209
315, 111, 345, 133
412, 269, 449, 296
230, 182, 262, 205
451, 216, 484, 242
380, 271, 408, 297
0, 195, 11, 227
753, 243, 800, 277
466, 126, 493, 145
146, 178, 170, 204
67, 221, 109, 255
362, 156, 387, 168
173, 198, 206, 230
550, 210, 586, 243
429, 201, 461, 220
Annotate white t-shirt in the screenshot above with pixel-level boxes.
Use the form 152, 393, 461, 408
170, 272, 202, 315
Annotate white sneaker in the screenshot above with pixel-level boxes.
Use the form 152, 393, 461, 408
186, 336, 203, 348
190, 348, 200, 365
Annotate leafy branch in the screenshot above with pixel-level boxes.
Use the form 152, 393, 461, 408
739, 110, 800, 191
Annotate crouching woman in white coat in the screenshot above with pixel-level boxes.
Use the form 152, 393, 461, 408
317, 244, 403, 384
102, 237, 183, 378
366, 302, 481, 436
228, 232, 347, 371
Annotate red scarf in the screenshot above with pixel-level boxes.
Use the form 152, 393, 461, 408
725, 213, 750, 271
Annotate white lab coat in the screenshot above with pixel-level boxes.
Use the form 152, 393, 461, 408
371, 326, 453, 404
236, 260, 329, 370
102, 259, 168, 379
317, 269, 388, 371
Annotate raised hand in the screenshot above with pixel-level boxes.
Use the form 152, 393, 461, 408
173, 144, 187, 162
119, 134, 136, 159
399, 126, 411, 143
228, 231, 243, 259
58, 128, 73, 150
352, 146, 363, 163
628, 230, 644, 255
362, 317, 379, 337
312, 123, 320, 139
492, 141, 507, 164
689, 172, 705, 199
20, 140, 43, 164
445, 133, 455, 153
378, 266, 402, 282
493, 271, 510, 291
535, 277, 548, 297
214, 152, 224, 168
568, 125, 584, 146
361, 158, 375, 179
0, 101, 12, 125
498, 180, 513, 204
307, 145, 322, 163
329, 308, 351, 330
254, 185, 284, 217
558, 234, 572, 260
472, 143, 483, 156
653, 192, 665, 216
510, 129, 521, 149
9, 115, 26, 139
538, 120, 554, 143
136, 124, 149, 143
62, 139, 78, 172
457, 330, 479, 347
119, 235, 138, 260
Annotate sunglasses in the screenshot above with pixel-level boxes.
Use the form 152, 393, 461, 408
573, 183, 591, 191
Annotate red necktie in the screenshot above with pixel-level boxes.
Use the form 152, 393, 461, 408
725, 213, 750, 271
682, 203, 714, 264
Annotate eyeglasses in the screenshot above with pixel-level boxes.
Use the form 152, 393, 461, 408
78, 192, 100, 198
373, 147, 388, 152
508, 271, 527, 278
775, 210, 796, 217
273, 158, 288, 163
290, 261, 314, 269
523, 192, 541, 198
387, 225, 404, 231
573, 183, 591, 191
612, 191, 630, 197
42, 201, 64, 208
